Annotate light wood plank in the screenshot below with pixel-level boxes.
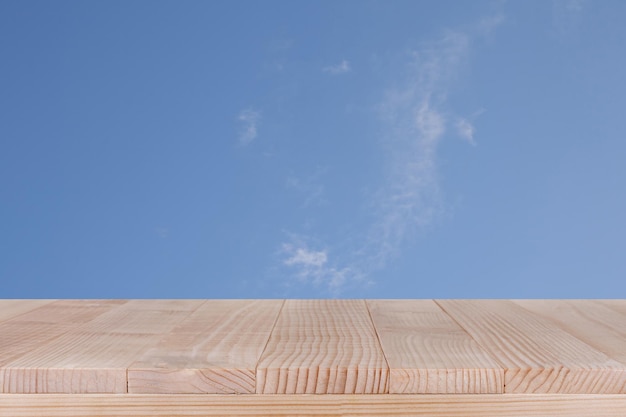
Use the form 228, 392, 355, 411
3, 394, 626, 417
0, 300, 125, 367
256, 299, 389, 394
6, 299, 126, 326
516, 300, 626, 367
107, 299, 203, 311
0, 300, 55, 323
436, 299, 626, 393
128, 299, 284, 394
79, 299, 203, 334
0, 300, 204, 393
601, 300, 626, 316
367, 299, 504, 393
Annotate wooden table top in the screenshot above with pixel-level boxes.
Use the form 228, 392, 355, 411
1, 299, 626, 396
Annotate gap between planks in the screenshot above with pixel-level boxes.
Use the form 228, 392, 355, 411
3, 300, 626, 395
367, 300, 504, 393
436, 300, 626, 394
255, 300, 389, 394
364, 299, 391, 387
254, 299, 286, 381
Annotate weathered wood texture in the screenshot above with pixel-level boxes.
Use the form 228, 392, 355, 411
1, 299, 626, 402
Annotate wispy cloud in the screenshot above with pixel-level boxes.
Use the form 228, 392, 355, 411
281, 238, 364, 295
269, 38, 294, 52
455, 109, 484, 146
558, 0, 587, 13
456, 118, 476, 145
283, 244, 327, 268
365, 31, 471, 267
286, 167, 328, 208
476, 14, 505, 36
237, 109, 261, 145
553, 0, 588, 35
323, 60, 351, 75
365, 21, 503, 267
276, 16, 501, 294
264, 38, 295, 73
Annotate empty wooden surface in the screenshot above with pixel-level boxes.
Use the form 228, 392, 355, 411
0, 300, 126, 374
128, 300, 283, 394
3, 394, 626, 417
367, 300, 503, 393
437, 300, 626, 394
256, 300, 388, 394
0, 300, 54, 323
1, 299, 626, 416
515, 300, 626, 366
1, 300, 203, 393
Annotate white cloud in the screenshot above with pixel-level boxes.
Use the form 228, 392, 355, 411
280, 239, 363, 294
416, 99, 446, 144
365, 31, 472, 267
456, 109, 484, 146
323, 60, 351, 74
283, 245, 328, 267
237, 109, 261, 145
273, 15, 502, 294
456, 118, 476, 145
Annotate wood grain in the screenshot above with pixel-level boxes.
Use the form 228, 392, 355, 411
2, 394, 626, 417
0, 300, 204, 393
257, 300, 389, 394
601, 300, 626, 316
128, 300, 283, 394
515, 300, 626, 366
0, 300, 125, 367
367, 299, 503, 393
0, 300, 55, 323
2, 297, 626, 416
436, 300, 626, 393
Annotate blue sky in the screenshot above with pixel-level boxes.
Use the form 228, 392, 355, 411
2, 0, 625, 298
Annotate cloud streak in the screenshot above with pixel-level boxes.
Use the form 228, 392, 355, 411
456, 118, 476, 145
286, 167, 328, 208
237, 108, 261, 145
277, 17, 500, 294
283, 245, 327, 267
323, 60, 351, 74
553, 0, 587, 35
281, 240, 363, 294
365, 31, 471, 268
